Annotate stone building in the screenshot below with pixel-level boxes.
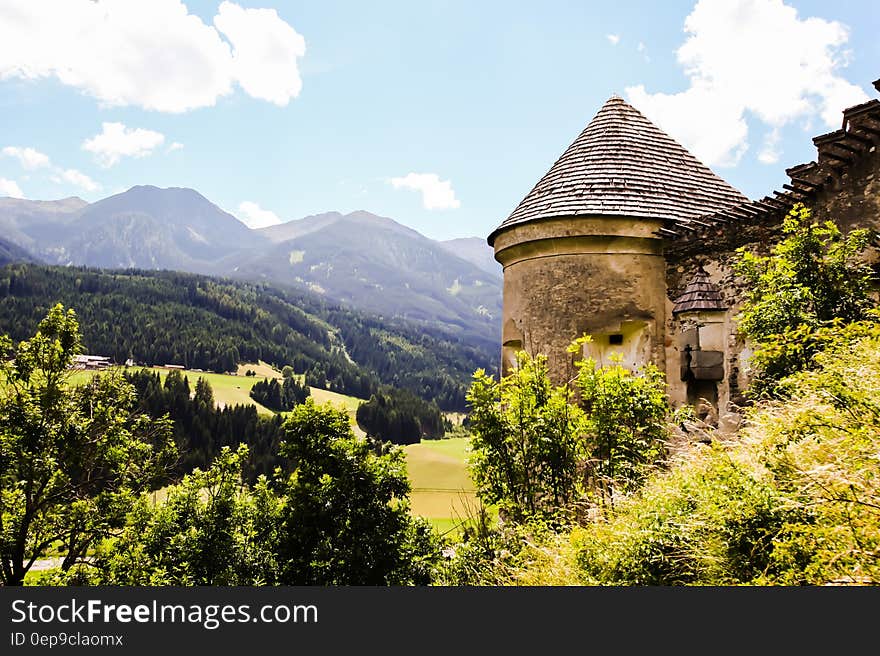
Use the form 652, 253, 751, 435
489, 77, 880, 422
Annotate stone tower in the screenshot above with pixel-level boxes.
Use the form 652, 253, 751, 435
488, 96, 747, 385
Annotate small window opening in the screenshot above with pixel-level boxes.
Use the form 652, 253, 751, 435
609, 334, 624, 345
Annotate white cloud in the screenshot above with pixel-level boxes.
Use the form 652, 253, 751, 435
83, 122, 166, 167
624, 0, 869, 167
0, 0, 306, 113
3, 144, 100, 193
758, 128, 782, 164
237, 201, 282, 229
51, 169, 100, 193
606, 34, 620, 45
0, 178, 23, 198
2, 146, 50, 170
168, 142, 185, 152
390, 173, 460, 210
214, 2, 306, 106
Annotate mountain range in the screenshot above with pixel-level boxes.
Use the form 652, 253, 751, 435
0, 186, 501, 344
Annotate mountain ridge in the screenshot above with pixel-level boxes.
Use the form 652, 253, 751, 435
0, 187, 500, 343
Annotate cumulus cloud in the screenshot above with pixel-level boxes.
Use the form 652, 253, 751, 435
625, 0, 869, 167
214, 2, 306, 105
168, 142, 185, 152
52, 169, 100, 192
2, 144, 99, 193
0, 178, 24, 198
237, 201, 282, 229
390, 173, 460, 210
606, 34, 620, 45
83, 123, 166, 167
0, 0, 306, 113
2, 146, 50, 170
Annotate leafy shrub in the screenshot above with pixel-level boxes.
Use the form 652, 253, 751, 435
572, 328, 880, 585
466, 351, 586, 521
572, 337, 670, 505
734, 203, 873, 395
87, 401, 442, 586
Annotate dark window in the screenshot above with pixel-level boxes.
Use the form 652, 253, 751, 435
609, 334, 624, 345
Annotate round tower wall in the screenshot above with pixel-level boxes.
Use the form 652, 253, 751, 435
493, 217, 667, 386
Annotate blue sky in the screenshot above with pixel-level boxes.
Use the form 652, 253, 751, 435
0, 0, 877, 240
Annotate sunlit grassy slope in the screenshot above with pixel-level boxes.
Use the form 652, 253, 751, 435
68, 365, 475, 533
68, 363, 364, 426
404, 437, 478, 535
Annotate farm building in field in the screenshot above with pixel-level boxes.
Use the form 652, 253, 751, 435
72, 355, 113, 370
490, 75, 880, 428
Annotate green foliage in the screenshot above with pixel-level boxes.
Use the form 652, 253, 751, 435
0, 304, 176, 586
747, 327, 880, 584
123, 369, 288, 481
0, 264, 498, 410
734, 203, 874, 393
89, 445, 280, 585
571, 336, 670, 504
466, 351, 586, 522
249, 376, 310, 412
281, 365, 294, 379
356, 387, 446, 445
273, 401, 440, 584
80, 401, 442, 586
571, 327, 880, 585
441, 512, 581, 586
572, 445, 797, 585
465, 343, 670, 522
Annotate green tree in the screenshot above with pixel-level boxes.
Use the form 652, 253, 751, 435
92, 401, 440, 585
273, 400, 439, 584
193, 376, 214, 409
466, 351, 586, 521
571, 337, 669, 506
0, 304, 176, 585
735, 203, 874, 393
281, 365, 294, 379
94, 445, 280, 585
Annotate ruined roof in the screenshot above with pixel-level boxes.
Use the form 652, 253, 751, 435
488, 96, 748, 245
672, 269, 728, 314
667, 81, 880, 243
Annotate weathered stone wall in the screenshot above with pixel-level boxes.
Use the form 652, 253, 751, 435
663, 143, 880, 416
812, 145, 880, 251
494, 217, 667, 385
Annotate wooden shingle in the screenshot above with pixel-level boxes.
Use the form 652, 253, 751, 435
488, 96, 748, 245
672, 269, 727, 314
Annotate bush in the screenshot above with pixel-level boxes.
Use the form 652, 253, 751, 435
572, 444, 797, 585
734, 203, 873, 395
87, 401, 442, 586
466, 351, 586, 521
571, 328, 880, 585
572, 338, 670, 505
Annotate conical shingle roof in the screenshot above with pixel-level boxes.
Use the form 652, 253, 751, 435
672, 269, 728, 314
489, 96, 748, 244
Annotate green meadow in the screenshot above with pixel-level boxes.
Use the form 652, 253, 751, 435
404, 437, 479, 536
67, 365, 478, 534
68, 362, 364, 427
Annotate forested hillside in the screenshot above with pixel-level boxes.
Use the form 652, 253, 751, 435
0, 264, 497, 410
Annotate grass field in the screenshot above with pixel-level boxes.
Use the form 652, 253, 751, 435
403, 437, 480, 536
67, 365, 476, 535
68, 363, 366, 428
